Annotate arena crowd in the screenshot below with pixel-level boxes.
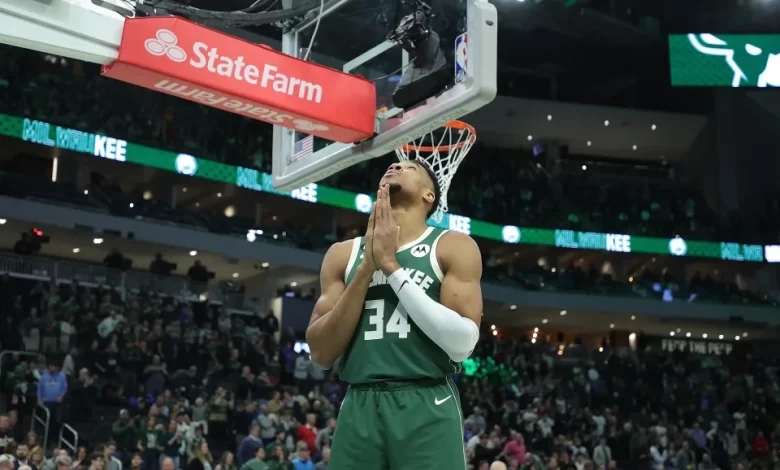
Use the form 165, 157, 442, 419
0, 272, 778, 470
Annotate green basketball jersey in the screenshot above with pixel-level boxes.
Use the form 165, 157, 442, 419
338, 226, 458, 384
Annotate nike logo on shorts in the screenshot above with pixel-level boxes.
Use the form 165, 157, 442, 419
434, 395, 452, 406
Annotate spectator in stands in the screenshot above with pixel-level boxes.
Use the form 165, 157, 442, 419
187, 442, 212, 470
36, 361, 67, 433
52, 456, 70, 470
112, 410, 136, 460
0, 417, 12, 454
313, 447, 328, 470
159, 420, 182, 469
0, 455, 13, 470
13, 233, 35, 256
103, 441, 122, 470
149, 254, 177, 277
214, 452, 236, 470
187, 261, 210, 285
207, 388, 232, 441
137, 417, 160, 470
15, 444, 34, 470
239, 447, 267, 470
290, 442, 312, 470
103, 249, 129, 271
313, 420, 333, 454
237, 425, 263, 468
295, 416, 317, 454
87, 452, 105, 470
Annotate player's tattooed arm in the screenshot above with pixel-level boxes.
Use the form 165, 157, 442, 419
307, 205, 377, 369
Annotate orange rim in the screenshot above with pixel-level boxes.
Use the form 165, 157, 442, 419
399, 120, 477, 153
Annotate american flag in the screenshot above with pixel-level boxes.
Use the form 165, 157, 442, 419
293, 135, 314, 161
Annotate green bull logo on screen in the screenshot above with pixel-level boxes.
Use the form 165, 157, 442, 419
669, 34, 780, 87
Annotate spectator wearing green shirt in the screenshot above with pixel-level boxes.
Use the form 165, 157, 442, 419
264, 431, 288, 463
158, 420, 183, 469
239, 447, 268, 470
136, 417, 160, 470
111, 410, 136, 460
266, 446, 293, 470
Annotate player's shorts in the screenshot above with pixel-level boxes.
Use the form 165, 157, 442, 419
328, 377, 467, 470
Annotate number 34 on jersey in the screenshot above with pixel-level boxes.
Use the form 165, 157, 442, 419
361, 267, 435, 342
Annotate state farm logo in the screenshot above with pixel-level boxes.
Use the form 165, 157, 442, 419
145, 30, 187, 63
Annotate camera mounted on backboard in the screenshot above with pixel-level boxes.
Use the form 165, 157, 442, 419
387, 0, 434, 54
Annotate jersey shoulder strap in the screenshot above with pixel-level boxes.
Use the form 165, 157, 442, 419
429, 228, 450, 282
344, 236, 363, 282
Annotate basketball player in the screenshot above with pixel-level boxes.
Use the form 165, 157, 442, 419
306, 161, 482, 470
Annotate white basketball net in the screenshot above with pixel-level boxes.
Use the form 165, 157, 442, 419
395, 123, 476, 223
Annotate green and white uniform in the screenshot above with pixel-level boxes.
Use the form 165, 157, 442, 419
329, 227, 467, 470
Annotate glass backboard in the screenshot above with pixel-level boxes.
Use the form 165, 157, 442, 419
272, 0, 497, 191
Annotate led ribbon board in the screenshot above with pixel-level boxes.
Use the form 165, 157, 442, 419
4, 113, 769, 262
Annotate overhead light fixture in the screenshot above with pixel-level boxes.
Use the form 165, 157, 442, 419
547, 114, 552, 121
702, 333, 708, 338
492, 330, 498, 336
735, 335, 740, 340
189, 250, 197, 256
195, 202, 200, 208
93, 238, 103, 245
527, 135, 533, 141
581, 165, 587, 171
598, 347, 603, 352
586, 141, 592, 146
631, 315, 636, 320
224, 206, 236, 218
604, 120, 610, 126
0, 219, 6, 225
261, 262, 270, 268
217, 192, 223, 198
182, 187, 187, 192
686, 332, 691, 337
719, 335, 724, 339
491, 325, 496, 330
129, 203, 134, 208
143, 190, 152, 200
560, 310, 567, 316
551, 267, 556, 273
510, 305, 517, 310
531, 338, 536, 343
676, 328, 681, 333
632, 145, 637, 150
669, 331, 675, 336
84, 189, 89, 195
232, 273, 239, 278
609, 324, 615, 329
533, 327, 539, 332
542, 318, 548, 324
742, 332, 748, 337
290, 281, 298, 287
73, 248, 80, 253
651, 124, 657, 130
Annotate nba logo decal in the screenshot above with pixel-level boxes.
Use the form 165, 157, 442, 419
455, 33, 468, 84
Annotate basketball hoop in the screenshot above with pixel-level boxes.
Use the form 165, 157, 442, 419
395, 120, 477, 223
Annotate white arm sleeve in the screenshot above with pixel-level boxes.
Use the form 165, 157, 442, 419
387, 268, 479, 362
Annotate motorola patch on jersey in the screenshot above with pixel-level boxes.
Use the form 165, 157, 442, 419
411, 244, 431, 257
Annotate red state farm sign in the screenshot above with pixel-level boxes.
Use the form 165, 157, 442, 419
102, 17, 376, 143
